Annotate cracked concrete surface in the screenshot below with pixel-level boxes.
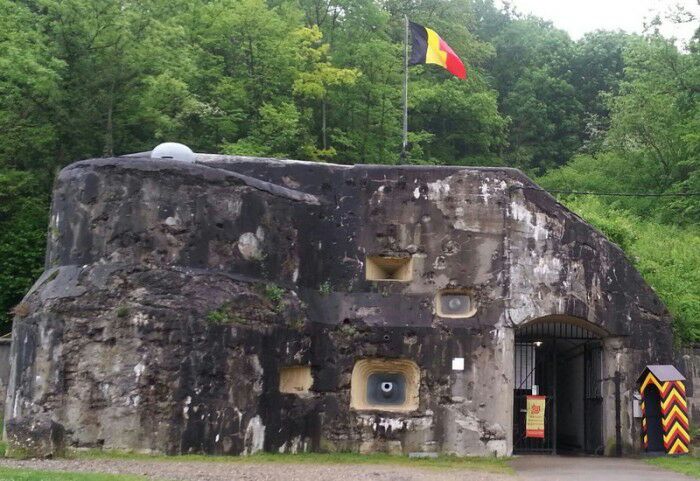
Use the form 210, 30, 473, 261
4, 154, 678, 458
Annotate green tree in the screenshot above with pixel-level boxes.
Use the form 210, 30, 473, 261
409, 73, 506, 164
570, 31, 634, 150
555, 196, 700, 343
481, 16, 583, 172
328, 36, 404, 163
606, 35, 699, 222
0, 0, 62, 174
293, 26, 360, 159
502, 68, 583, 173
224, 102, 310, 157
0, 171, 48, 332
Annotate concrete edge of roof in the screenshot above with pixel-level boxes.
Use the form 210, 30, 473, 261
69, 153, 579, 223
56, 152, 666, 317
122, 151, 532, 179
60, 155, 322, 205
77, 153, 610, 241
82, 152, 583, 232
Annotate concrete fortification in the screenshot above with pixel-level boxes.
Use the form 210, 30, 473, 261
4, 153, 681, 457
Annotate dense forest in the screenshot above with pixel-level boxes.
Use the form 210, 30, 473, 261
0, 0, 698, 342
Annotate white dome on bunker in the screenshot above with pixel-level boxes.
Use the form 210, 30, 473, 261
151, 142, 195, 163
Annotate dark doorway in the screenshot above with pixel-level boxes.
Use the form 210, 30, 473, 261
513, 318, 604, 454
643, 386, 665, 452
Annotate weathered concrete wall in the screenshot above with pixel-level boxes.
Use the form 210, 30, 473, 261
678, 345, 699, 445
208, 155, 675, 454
0, 338, 11, 421
4, 154, 676, 457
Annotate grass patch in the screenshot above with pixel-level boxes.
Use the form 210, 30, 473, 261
0, 442, 5, 457
0, 467, 146, 481
70, 450, 512, 473
647, 455, 700, 478
205, 304, 245, 325
318, 281, 332, 296
263, 284, 284, 312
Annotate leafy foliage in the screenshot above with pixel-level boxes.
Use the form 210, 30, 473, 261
553, 197, 700, 342
0, 171, 48, 331
0, 0, 698, 341
0, 0, 62, 172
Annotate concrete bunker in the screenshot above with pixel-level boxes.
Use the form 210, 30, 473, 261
3, 152, 684, 458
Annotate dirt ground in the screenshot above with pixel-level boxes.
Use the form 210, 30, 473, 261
1, 455, 697, 481
512, 455, 697, 481
0, 458, 511, 481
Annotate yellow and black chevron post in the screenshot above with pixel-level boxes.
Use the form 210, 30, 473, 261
638, 365, 690, 455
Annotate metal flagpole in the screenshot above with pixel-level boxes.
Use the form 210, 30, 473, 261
402, 15, 409, 160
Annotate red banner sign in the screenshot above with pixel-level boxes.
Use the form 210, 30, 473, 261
526, 395, 546, 438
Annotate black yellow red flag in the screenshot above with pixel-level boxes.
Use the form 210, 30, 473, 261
409, 21, 466, 79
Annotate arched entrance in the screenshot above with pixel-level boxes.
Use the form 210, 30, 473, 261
513, 316, 606, 454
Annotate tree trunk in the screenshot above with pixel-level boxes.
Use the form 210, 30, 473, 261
322, 97, 327, 150
103, 80, 115, 157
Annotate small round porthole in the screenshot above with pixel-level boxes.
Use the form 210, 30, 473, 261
381, 381, 394, 396
435, 290, 476, 318
367, 373, 406, 405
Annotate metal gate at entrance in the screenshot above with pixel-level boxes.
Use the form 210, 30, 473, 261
513, 319, 604, 454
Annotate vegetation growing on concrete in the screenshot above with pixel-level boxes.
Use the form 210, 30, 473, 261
318, 281, 332, 296
10, 303, 29, 318
205, 285, 293, 325
46, 270, 59, 282
205, 304, 245, 325
335, 320, 359, 338
287, 318, 306, 330
263, 284, 285, 312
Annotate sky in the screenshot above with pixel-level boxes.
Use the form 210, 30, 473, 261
496, 0, 699, 44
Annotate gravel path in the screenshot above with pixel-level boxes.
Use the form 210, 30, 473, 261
512, 455, 697, 481
0, 458, 513, 481
3, 455, 688, 480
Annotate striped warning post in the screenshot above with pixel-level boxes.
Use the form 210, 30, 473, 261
661, 380, 689, 454
641, 399, 648, 449
640, 370, 690, 455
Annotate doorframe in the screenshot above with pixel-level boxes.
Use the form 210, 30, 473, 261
512, 316, 606, 455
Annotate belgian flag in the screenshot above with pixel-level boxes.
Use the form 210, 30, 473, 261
409, 21, 466, 79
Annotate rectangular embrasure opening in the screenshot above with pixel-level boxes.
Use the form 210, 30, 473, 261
279, 366, 313, 395
350, 358, 420, 412
365, 256, 413, 282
